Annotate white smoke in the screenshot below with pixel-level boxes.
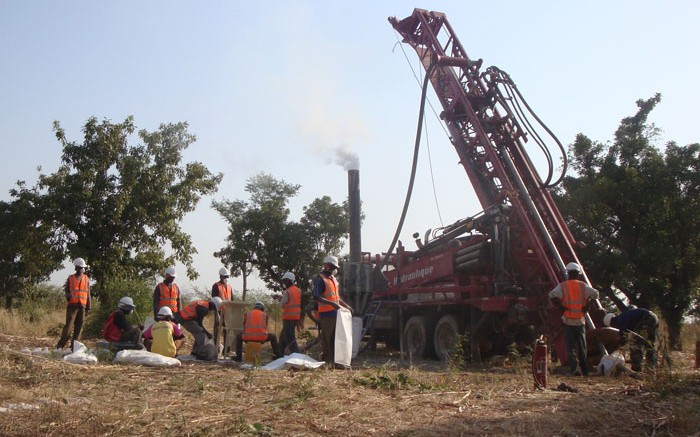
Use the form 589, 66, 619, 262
333, 143, 359, 171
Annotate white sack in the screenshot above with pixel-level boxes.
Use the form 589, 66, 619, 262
262, 353, 325, 371
598, 351, 626, 376
114, 349, 181, 367
334, 307, 353, 367
351, 316, 363, 359
63, 341, 98, 364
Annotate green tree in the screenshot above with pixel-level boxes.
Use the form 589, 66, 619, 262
213, 173, 348, 300
0, 183, 65, 309
557, 94, 700, 349
37, 116, 222, 301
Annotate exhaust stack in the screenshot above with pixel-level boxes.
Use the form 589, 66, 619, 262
348, 169, 361, 264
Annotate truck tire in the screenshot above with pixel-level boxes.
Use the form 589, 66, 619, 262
403, 315, 433, 358
434, 314, 461, 361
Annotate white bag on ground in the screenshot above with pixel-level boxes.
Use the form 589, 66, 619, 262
63, 341, 98, 364
114, 349, 181, 367
262, 353, 325, 371
334, 307, 353, 367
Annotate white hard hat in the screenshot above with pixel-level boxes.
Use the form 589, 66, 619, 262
282, 271, 295, 282
157, 306, 173, 318
211, 296, 223, 310
565, 262, 581, 273
73, 257, 87, 268
219, 267, 230, 277
164, 267, 177, 278
254, 301, 265, 311
603, 313, 615, 327
323, 255, 339, 268
118, 296, 135, 309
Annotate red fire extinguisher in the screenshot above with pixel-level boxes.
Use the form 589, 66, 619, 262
533, 336, 548, 389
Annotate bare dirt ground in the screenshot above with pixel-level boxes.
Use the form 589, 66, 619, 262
0, 332, 698, 437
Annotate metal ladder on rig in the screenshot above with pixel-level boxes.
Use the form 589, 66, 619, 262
358, 300, 382, 353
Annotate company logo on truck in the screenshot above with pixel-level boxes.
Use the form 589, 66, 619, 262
393, 265, 435, 286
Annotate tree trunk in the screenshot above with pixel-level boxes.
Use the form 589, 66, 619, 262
667, 322, 683, 351
4, 295, 12, 310
241, 264, 248, 302
662, 308, 684, 351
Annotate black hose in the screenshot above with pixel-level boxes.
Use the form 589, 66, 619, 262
376, 62, 438, 272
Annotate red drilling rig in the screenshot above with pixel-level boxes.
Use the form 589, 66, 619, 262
344, 9, 618, 366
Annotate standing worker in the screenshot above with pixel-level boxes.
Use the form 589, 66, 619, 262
604, 307, 659, 371
142, 306, 186, 357
211, 267, 233, 354
56, 257, 91, 350
549, 262, 599, 376
312, 255, 353, 365
102, 297, 142, 347
153, 267, 181, 319
278, 271, 301, 356
176, 297, 222, 360
234, 302, 280, 362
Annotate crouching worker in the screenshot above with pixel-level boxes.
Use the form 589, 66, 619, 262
142, 306, 186, 357
102, 297, 142, 347
175, 297, 222, 360
604, 307, 659, 372
234, 302, 280, 362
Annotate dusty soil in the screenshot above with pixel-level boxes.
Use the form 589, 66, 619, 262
0, 333, 698, 436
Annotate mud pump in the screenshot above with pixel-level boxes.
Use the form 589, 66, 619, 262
341, 9, 620, 370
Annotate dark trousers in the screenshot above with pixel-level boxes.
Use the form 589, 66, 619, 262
56, 304, 85, 349
120, 326, 142, 345
234, 333, 279, 360
278, 319, 299, 356
563, 323, 588, 375
319, 316, 337, 364
630, 314, 659, 371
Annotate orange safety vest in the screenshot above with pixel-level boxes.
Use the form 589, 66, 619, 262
282, 285, 302, 320
562, 280, 587, 319
157, 282, 180, 313
241, 309, 268, 342
67, 274, 89, 306
215, 282, 232, 301
102, 311, 122, 342
317, 275, 339, 314
180, 300, 208, 321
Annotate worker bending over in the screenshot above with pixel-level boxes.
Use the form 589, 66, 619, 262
175, 297, 222, 360
604, 307, 659, 372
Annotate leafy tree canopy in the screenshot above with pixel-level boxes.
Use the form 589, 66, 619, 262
213, 173, 348, 301
12, 116, 222, 302
557, 94, 700, 349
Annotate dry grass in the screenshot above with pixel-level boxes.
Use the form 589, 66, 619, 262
0, 331, 699, 437
0, 308, 65, 339
0, 314, 699, 436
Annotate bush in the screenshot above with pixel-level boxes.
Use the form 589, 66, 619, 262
16, 283, 64, 323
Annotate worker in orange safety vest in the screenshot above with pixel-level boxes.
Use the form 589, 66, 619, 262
153, 267, 181, 318
234, 302, 280, 362
549, 262, 599, 376
312, 255, 353, 365
276, 271, 302, 356
211, 267, 233, 354
175, 297, 222, 360
56, 257, 92, 350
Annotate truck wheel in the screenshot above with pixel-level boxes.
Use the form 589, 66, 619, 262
434, 314, 461, 361
403, 316, 433, 358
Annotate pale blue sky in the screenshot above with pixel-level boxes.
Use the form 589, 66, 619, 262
1, 1, 697, 295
